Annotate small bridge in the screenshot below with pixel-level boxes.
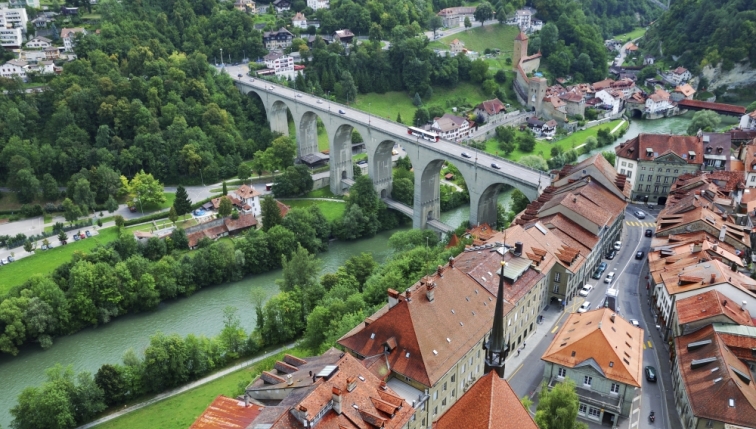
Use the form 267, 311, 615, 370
678, 99, 746, 117
382, 198, 455, 234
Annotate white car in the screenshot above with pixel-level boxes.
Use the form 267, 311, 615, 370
604, 272, 615, 284
578, 301, 591, 313
613, 241, 621, 250
579, 284, 593, 297
630, 319, 640, 327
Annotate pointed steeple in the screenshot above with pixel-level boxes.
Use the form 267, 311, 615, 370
484, 260, 509, 378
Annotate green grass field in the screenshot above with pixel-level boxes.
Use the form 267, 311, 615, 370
96, 348, 306, 429
614, 27, 647, 43
303, 187, 340, 199
433, 24, 520, 54
283, 199, 346, 221
0, 227, 120, 295
481, 119, 624, 161
139, 193, 176, 212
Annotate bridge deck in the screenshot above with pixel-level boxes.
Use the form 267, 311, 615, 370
426, 219, 455, 234
677, 99, 745, 116
381, 198, 413, 217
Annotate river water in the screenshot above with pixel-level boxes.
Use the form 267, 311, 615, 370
0, 113, 738, 426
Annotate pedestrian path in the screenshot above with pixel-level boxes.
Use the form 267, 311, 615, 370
625, 221, 656, 227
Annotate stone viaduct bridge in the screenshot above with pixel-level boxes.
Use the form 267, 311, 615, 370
232, 74, 547, 232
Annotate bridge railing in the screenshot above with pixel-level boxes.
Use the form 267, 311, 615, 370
241, 77, 548, 181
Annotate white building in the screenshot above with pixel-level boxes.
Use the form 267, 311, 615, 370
449, 38, 464, 54
0, 26, 22, 47
739, 111, 756, 130
8, 0, 40, 8
513, 9, 532, 28
233, 184, 262, 216
306, 0, 329, 10
0, 7, 29, 29
263, 51, 295, 78
431, 113, 471, 140
0, 59, 26, 79
669, 67, 692, 85
61, 27, 86, 52
595, 89, 623, 115
26, 36, 52, 49
291, 12, 307, 29
645, 88, 674, 114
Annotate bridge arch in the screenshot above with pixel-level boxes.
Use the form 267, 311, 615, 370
369, 139, 395, 198
297, 110, 325, 160
470, 182, 508, 228
415, 158, 447, 229
269, 99, 293, 136
330, 123, 355, 195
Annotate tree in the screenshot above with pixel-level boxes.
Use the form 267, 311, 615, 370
396, 112, 403, 124
391, 178, 414, 206
344, 253, 376, 291
168, 206, 178, 224
269, 136, 297, 170
71, 178, 96, 213
474, 2, 494, 25
114, 215, 125, 229
519, 155, 548, 171
41, 174, 59, 201
637, 65, 657, 82
494, 69, 507, 83
388, 229, 439, 252
261, 195, 282, 232
412, 92, 422, 107
95, 364, 126, 406
517, 133, 536, 152
747, 101, 756, 113
511, 189, 530, 213
219, 306, 247, 358
237, 163, 252, 181
58, 231, 68, 242
464, 16, 472, 30
539, 23, 559, 57
104, 195, 118, 213
218, 196, 232, 218
170, 228, 189, 250
173, 185, 192, 219
428, 15, 443, 36
602, 151, 617, 166
62, 198, 82, 223
535, 378, 588, 429
23, 240, 34, 253
469, 59, 489, 83
687, 110, 721, 135
13, 169, 40, 204
142, 332, 189, 393
222, 181, 228, 196
121, 170, 165, 208
272, 165, 314, 197
413, 108, 430, 126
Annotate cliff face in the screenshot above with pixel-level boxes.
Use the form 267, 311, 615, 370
702, 62, 756, 90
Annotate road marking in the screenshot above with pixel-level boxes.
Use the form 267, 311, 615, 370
647, 340, 653, 348
551, 324, 560, 333
509, 363, 524, 379
631, 422, 638, 428
643, 343, 646, 350
632, 408, 640, 414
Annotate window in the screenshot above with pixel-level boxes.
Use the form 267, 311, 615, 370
666, 168, 670, 173
558, 367, 567, 378
469, 356, 473, 366
451, 374, 455, 383
443, 382, 447, 391
554, 272, 561, 282
433, 406, 437, 416
637, 183, 643, 191
579, 404, 587, 415
588, 407, 601, 418
657, 167, 662, 172
452, 389, 456, 398
646, 185, 651, 192
662, 187, 667, 194
433, 391, 438, 400
626, 170, 632, 178
584, 376, 592, 386
751, 176, 755, 182
553, 284, 560, 293
611, 383, 620, 394
621, 162, 627, 167
654, 186, 659, 193
656, 176, 661, 182
628, 163, 633, 169
442, 398, 447, 407
647, 175, 653, 182
461, 364, 466, 373
640, 174, 645, 181
620, 169, 626, 175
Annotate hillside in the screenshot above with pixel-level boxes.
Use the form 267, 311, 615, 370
643, 0, 756, 72
533, 0, 661, 38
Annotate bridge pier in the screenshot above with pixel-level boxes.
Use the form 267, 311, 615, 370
469, 183, 505, 229
269, 100, 289, 136
330, 124, 354, 196
414, 160, 444, 230
370, 140, 394, 199
297, 112, 320, 159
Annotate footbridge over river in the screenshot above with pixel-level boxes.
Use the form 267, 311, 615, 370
232, 75, 547, 230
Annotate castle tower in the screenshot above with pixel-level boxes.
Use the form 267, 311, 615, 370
483, 260, 509, 378
512, 31, 528, 70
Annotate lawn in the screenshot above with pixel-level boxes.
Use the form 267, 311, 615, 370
613, 27, 647, 43
283, 199, 346, 221
140, 192, 176, 212
0, 192, 24, 211
96, 348, 306, 429
433, 24, 520, 54
303, 187, 340, 199
0, 227, 120, 294
481, 119, 624, 161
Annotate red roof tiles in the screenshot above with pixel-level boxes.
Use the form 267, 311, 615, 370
190, 396, 263, 429
676, 290, 753, 326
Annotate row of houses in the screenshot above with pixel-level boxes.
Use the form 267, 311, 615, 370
634, 167, 756, 428
262, 27, 353, 50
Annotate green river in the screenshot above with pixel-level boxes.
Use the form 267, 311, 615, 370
0, 114, 733, 427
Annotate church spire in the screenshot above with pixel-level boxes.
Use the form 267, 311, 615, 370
484, 260, 509, 378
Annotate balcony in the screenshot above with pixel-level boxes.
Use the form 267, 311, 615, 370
548, 377, 622, 413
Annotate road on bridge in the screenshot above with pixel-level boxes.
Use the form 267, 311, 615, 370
221, 64, 547, 192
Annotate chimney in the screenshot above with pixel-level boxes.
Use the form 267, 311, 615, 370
514, 242, 523, 257
449, 256, 455, 268
286, 374, 293, 386
723, 300, 728, 307
719, 226, 727, 241
388, 289, 400, 308
711, 273, 716, 284
742, 300, 748, 310
332, 387, 343, 414
713, 243, 718, 251
692, 241, 702, 253
437, 264, 444, 277
426, 281, 436, 302
406, 289, 412, 302
610, 313, 616, 323
346, 377, 357, 392
379, 381, 387, 390
244, 395, 250, 407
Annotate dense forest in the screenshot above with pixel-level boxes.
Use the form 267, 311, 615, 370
643, 0, 756, 71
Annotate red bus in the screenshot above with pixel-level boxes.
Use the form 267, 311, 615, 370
407, 126, 440, 142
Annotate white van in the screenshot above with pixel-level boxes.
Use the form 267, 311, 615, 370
604, 272, 615, 284
578, 301, 591, 313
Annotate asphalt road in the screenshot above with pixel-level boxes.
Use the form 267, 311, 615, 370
221, 64, 547, 190
507, 205, 680, 429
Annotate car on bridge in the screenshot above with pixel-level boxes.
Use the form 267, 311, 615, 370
338, 109, 346, 114
461, 152, 471, 158
491, 163, 501, 170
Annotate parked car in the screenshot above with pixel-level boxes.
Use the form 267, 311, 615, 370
73, 235, 80, 242
79, 233, 86, 239
491, 163, 501, 170
592, 270, 602, 279
597, 262, 607, 272
630, 319, 640, 327
634, 210, 646, 219
316, 99, 323, 104
645, 229, 653, 237
461, 152, 471, 158
577, 301, 591, 313
635, 251, 645, 260
604, 272, 615, 284
579, 284, 594, 297
613, 241, 622, 250
237, 73, 242, 78
605, 250, 616, 260
7, 256, 14, 262
645, 366, 657, 382
40, 245, 48, 251
85, 230, 92, 237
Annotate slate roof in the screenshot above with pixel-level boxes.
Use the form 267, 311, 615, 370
189, 395, 263, 429
676, 289, 753, 327
674, 325, 756, 427
432, 371, 538, 429
542, 308, 644, 387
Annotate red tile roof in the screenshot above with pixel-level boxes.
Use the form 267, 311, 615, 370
433, 372, 538, 429
676, 289, 754, 326
190, 396, 263, 429
615, 133, 702, 164
476, 98, 506, 116
542, 309, 644, 387
674, 325, 756, 427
